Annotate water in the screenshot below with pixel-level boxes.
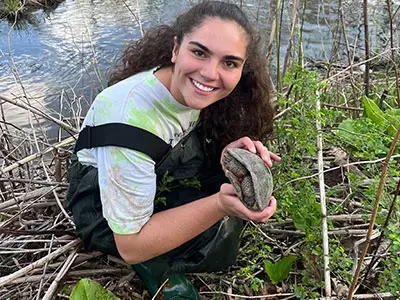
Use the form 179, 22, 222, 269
0, 0, 398, 133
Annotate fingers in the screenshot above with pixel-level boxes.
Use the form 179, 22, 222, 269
220, 137, 254, 164
220, 183, 236, 195
224, 137, 281, 167
254, 141, 271, 167
241, 196, 277, 223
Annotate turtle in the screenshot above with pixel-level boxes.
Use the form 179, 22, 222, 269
222, 148, 273, 211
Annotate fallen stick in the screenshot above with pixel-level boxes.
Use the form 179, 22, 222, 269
0, 177, 68, 187
0, 239, 80, 287
0, 94, 78, 134
5, 268, 130, 284
0, 186, 58, 210
42, 249, 78, 300
0, 135, 77, 174
316, 90, 331, 297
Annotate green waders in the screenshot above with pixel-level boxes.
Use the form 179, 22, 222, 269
66, 125, 244, 299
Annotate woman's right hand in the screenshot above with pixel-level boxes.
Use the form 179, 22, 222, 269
216, 183, 277, 223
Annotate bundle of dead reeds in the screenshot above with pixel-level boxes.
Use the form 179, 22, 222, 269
0, 93, 142, 299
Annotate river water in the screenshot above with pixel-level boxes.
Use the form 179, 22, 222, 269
0, 0, 398, 135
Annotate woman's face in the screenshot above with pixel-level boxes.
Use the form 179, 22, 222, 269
169, 17, 248, 110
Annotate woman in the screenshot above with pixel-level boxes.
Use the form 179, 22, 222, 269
67, 1, 280, 299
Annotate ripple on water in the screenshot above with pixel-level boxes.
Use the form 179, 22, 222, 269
0, 0, 398, 135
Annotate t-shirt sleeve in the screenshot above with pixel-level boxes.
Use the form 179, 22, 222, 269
96, 145, 156, 235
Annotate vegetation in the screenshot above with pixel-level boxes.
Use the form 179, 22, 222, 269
0, 0, 399, 299
0, 0, 64, 24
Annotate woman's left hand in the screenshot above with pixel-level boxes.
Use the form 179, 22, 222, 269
220, 136, 281, 167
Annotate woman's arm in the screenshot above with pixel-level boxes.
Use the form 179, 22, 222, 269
114, 187, 276, 264
114, 193, 223, 264
114, 136, 279, 264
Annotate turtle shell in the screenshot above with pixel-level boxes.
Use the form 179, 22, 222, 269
222, 148, 273, 211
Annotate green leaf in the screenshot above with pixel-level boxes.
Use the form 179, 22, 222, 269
363, 97, 398, 136
264, 256, 296, 285
363, 97, 386, 126
385, 108, 400, 137
70, 278, 120, 300
337, 119, 359, 148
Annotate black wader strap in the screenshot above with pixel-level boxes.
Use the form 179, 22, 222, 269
74, 123, 172, 163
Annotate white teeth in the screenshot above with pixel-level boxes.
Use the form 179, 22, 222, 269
192, 79, 214, 92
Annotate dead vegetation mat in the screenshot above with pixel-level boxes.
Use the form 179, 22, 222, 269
0, 130, 398, 300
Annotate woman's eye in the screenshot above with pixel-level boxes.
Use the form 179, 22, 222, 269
192, 50, 204, 57
225, 61, 237, 68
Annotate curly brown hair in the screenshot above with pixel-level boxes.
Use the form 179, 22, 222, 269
108, 1, 274, 152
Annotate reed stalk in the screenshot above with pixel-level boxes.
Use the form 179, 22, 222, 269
362, 0, 370, 97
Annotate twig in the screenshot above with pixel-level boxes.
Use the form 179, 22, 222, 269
316, 89, 331, 296
151, 278, 169, 300
263, 227, 373, 236
0, 177, 68, 187
361, 179, 400, 285
199, 291, 294, 299
321, 292, 397, 299
323, 103, 363, 111
0, 135, 77, 174
42, 249, 78, 300
0, 239, 81, 287
280, 154, 400, 188
265, 0, 279, 70
324, 48, 397, 83
385, 0, 400, 107
5, 268, 130, 284
347, 126, 400, 299
363, 0, 370, 96
338, 0, 360, 104
0, 186, 57, 210
121, 0, 144, 37
282, 0, 300, 77
0, 94, 78, 134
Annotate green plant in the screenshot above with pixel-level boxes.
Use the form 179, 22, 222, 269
337, 97, 400, 159
70, 278, 120, 300
4, 0, 22, 14
155, 171, 201, 206
263, 256, 296, 285
233, 63, 399, 297
378, 223, 400, 293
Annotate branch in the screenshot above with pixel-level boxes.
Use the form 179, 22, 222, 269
0, 239, 81, 287
0, 135, 77, 174
316, 90, 331, 296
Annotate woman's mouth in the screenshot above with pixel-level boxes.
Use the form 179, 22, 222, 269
191, 79, 215, 92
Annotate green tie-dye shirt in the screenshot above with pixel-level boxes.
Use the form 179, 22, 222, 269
77, 69, 200, 234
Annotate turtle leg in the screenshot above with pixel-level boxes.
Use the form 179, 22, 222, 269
241, 176, 257, 210
225, 170, 244, 200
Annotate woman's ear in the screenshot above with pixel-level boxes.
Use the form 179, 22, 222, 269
171, 36, 179, 63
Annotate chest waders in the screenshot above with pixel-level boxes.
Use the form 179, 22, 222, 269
66, 123, 244, 299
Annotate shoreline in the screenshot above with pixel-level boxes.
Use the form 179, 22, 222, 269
0, 0, 64, 21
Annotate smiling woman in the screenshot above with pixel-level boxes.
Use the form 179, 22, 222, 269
66, 1, 279, 299
165, 18, 247, 109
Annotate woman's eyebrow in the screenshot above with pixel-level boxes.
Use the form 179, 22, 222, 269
188, 41, 245, 63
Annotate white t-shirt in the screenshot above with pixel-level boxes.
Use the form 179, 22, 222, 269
77, 68, 200, 235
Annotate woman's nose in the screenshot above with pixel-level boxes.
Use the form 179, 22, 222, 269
200, 61, 219, 81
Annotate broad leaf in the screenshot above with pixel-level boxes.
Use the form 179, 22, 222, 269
363, 97, 386, 126
363, 97, 398, 136
337, 119, 359, 149
264, 256, 297, 285
70, 278, 120, 300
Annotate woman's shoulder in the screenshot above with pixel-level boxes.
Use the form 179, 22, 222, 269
102, 69, 157, 96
